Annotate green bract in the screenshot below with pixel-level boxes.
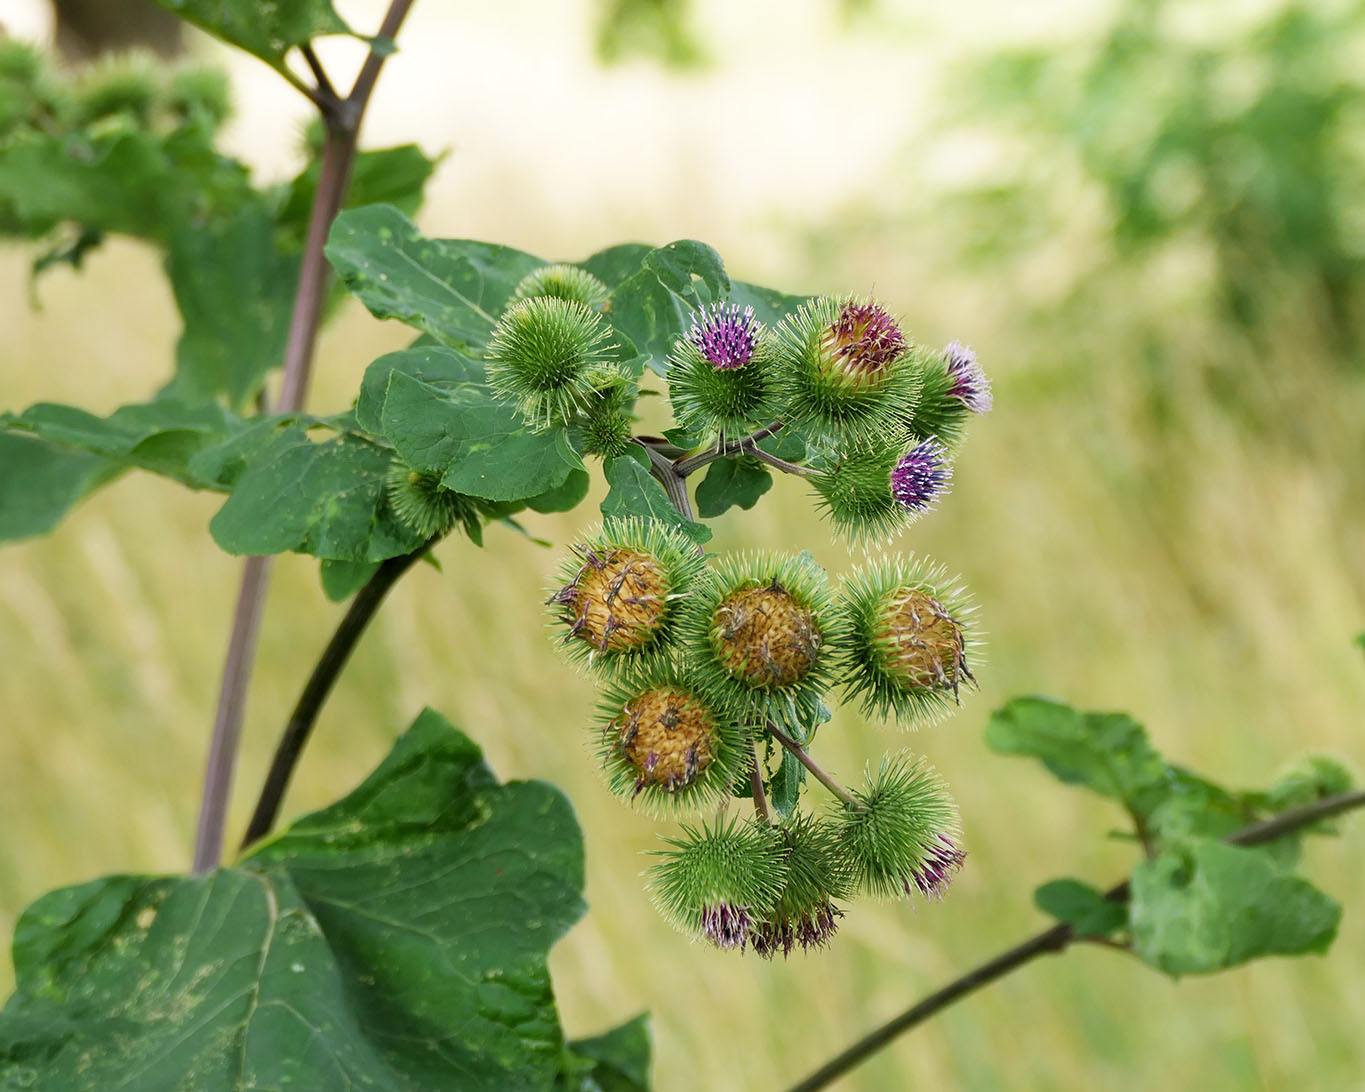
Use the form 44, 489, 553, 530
485, 296, 620, 429
831, 753, 965, 900
835, 555, 979, 726
511, 262, 611, 311
902, 346, 972, 448
666, 309, 780, 439
773, 296, 921, 444
646, 815, 788, 950
679, 550, 838, 732
384, 458, 483, 541
810, 436, 908, 546
592, 665, 749, 815
750, 814, 850, 958
547, 517, 706, 675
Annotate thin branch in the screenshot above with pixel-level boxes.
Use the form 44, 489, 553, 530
240, 543, 435, 850
764, 722, 859, 809
748, 446, 816, 478
784, 789, 1365, 1092
750, 740, 772, 823
192, 0, 420, 874
275, 63, 330, 113
300, 44, 340, 105
674, 420, 785, 478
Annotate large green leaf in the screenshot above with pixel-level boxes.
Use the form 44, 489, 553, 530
2, 399, 244, 489
0, 709, 646, 1090
326, 205, 546, 349
606, 240, 727, 374
601, 449, 710, 543
0, 433, 119, 544
205, 418, 423, 560
378, 369, 581, 503
694, 455, 772, 517
151, 0, 352, 67
1130, 839, 1340, 976
354, 345, 485, 435
985, 696, 1168, 818
162, 201, 300, 410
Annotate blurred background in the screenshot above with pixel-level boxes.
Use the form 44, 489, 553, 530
3, 0, 1364, 1088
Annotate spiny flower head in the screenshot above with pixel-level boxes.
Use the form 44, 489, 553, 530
689, 302, 760, 371
831, 753, 964, 900
594, 668, 748, 814
486, 296, 620, 429
822, 299, 908, 380
511, 263, 611, 311
943, 341, 992, 415
647, 816, 788, 950
750, 815, 849, 959
681, 551, 837, 731
891, 439, 952, 514
547, 518, 704, 673
384, 458, 483, 541
774, 296, 921, 443
668, 303, 779, 439
835, 554, 979, 726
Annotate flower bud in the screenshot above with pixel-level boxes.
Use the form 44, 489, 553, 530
511, 263, 611, 311
811, 437, 952, 545
836, 555, 978, 725
682, 551, 836, 730
595, 669, 748, 813
647, 816, 788, 950
384, 458, 482, 540
547, 518, 703, 672
749, 815, 849, 959
486, 296, 619, 429
902, 341, 992, 448
832, 753, 965, 900
667, 302, 779, 439
774, 296, 921, 442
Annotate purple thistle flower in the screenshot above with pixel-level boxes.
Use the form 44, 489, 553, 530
823, 300, 907, 378
890, 439, 952, 513
905, 836, 967, 899
699, 902, 752, 950
688, 303, 759, 371
943, 341, 992, 414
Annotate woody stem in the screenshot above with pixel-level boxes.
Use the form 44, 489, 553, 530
765, 722, 859, 809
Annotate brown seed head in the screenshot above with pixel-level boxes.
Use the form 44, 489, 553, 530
559, 548, 669, 653
873, 588, 970, 695
616, 686, 716, 791
712, 581, 821, 689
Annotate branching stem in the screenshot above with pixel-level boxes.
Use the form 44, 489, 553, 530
191, 0, 418, 874
764, 722, 859, 809
785, 788, 1365, 1092
673, 420, 786, 478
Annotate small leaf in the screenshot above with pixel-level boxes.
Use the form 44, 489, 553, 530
379, 370, 580, 503
527, 468, 590, 514
766, 748, 806, 819
0, 432, 118, 544
579, 243, 653, 290
560, 1014, 651, 1092
1130, 839, 1340, 976
151, 0, 353, 66
694, 456, 772, 517
319, 558, 379, 601
327, 205, 546, 349
207, 419, 423, 561
1034, 878, 1127, 937
279, 144, 437, 243
601, 449, 711, 543
985, 696, 1167, 818
727, 279, 811, 327
354, 345, 485, 435
606, 240, 727, 374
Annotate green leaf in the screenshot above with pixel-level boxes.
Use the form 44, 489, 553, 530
354, 345, 484, 435
1130, 839, 1340, 976
378, 370, 581, 503
206, 418, 424, 560
3, 399, 242, 488
279, 144, 438, 244
694, 455, 772, 517
0, 709, 638, 1090
766, 748, 806, 820
319, 558, 379, 601
985, 696, 1168, 818
1355, 632, 1365, 654
560, 1014, 652, 1092
606, 240, 728, 374
0, 432, 118, 544
578, 243, 653, 289
162, 201, 299, 410
527, 468, 591, 514
151, 0, 352, 67
327, 205, 546, 349
1034, 878, 1127, 936
728, 280, 812, 328
601, 449, 711, 543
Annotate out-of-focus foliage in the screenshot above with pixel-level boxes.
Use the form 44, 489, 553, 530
595, 0, 706, 69
951, 0, 1365, 358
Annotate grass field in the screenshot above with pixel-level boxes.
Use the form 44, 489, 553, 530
2, 2, 1364, 1089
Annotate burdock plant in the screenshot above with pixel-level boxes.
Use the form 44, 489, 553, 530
667, 302, 779, 439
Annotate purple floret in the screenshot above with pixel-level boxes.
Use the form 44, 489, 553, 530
890, 439, 952, 513
688, 303, 759, 371
905, 836, 967, 899
699, 902, 752, 950
943, 341, 993, 414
